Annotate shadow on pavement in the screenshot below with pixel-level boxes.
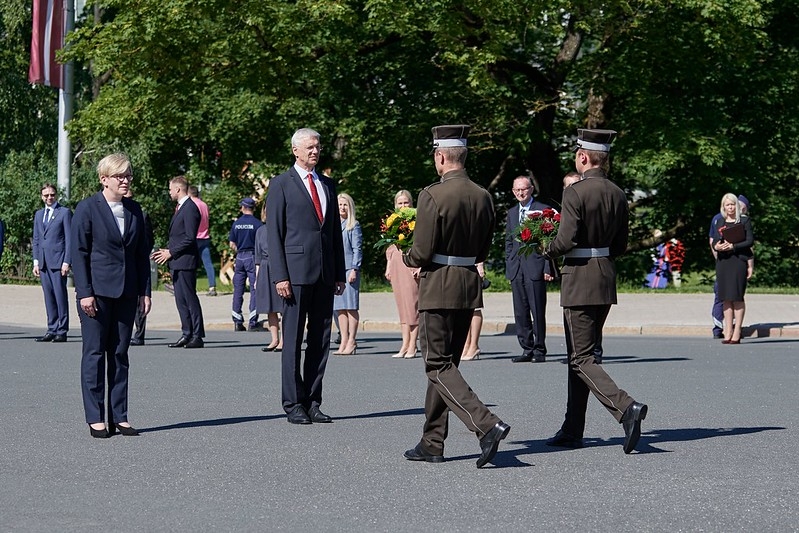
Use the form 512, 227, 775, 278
140, 414, 284, 433
445, 425, 786, 468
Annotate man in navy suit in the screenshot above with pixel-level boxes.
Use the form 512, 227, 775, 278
32, 183, 72, 342
266, 128, 345, 425
152, 176, 205, 349
71, 153, 151, 438
505, 175, 554, 363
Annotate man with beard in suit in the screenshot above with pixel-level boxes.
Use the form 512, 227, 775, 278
152, 176, 205, 349
266, 128, 345, 425
543, 128, 648, 454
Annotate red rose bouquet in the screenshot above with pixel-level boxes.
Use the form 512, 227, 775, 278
514, 208, 561, 256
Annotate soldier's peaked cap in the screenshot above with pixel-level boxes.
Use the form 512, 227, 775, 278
431, 124, 470, 149
576, 128, 617, 152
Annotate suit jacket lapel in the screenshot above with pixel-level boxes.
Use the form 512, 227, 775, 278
95, 192, 125, 245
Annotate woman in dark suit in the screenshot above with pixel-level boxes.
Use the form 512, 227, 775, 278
71, 153, 152, 438
711, 192, 754, 344
333, 193, 362, 355
255, 205, 282, 352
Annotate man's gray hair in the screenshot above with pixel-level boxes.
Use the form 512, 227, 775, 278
291, 128, 321, 147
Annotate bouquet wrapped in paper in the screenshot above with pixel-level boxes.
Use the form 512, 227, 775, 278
514, 208, 560, 256
374, 207, 417, 250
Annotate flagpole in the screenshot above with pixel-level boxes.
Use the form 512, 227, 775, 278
56, 0, 74, 201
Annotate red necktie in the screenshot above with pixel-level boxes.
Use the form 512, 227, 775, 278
307, 173, 323, 223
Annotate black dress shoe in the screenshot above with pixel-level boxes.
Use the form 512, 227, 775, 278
545, 429, 584, 449
477, 421, 511, 468
511, 355, 533, 363
286, 405, 312, 425
234, 323, 246, 332
622, 401, 648, 454
111, 423, 140, 436
308, 406, 332, 423
35, 333, 56, 342
89, 426, 110, 439
184, 337, 204, 349
51, 334, 67, 343
129, 338, 144, 346
404, 443, 444, 463
168, 336, 190, 348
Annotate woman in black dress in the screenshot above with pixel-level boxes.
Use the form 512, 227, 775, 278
711, 193, 754, 344
254, 207, 281, 352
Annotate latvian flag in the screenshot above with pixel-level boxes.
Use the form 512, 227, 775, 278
28, 0, 65, 88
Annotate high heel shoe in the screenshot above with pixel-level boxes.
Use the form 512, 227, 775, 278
462, 349, 481, 361
261, 344, 279, 352
112, 423, 140, 436
89, 426, 109, 439
337, 345, 357, 355
392, 351, 406, 358
404, 350, 418, 359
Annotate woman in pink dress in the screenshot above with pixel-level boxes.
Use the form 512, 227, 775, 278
384, 190, 420, 359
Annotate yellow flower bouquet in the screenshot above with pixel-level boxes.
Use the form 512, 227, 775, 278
374, 207, 417, 250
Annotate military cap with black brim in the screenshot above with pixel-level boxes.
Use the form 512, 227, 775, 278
576, 128, 617, 152
431, 124, 470, 153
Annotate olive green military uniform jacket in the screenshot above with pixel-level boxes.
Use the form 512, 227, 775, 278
404, 169, 495, 311
545, 168, 628, 307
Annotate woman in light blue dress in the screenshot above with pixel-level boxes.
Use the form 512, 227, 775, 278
333, 193, 362, 355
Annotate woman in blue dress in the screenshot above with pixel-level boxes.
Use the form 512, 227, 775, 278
333, 193, 362, 355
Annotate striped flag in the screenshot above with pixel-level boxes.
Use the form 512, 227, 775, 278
28, 0, 65, 88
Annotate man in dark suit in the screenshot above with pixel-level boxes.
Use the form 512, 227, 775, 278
266, 128, 345, 425
152, 176, 206, 349
32, 183, 72, 342
505, 175, 554, 363
71, 153, 151, 438
402, 125, 510, 468
543, 128, 648, 454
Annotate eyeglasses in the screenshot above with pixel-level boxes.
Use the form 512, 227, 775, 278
512, 187, 531, 193
108, 174, 133, 182
42, 193, 56, 197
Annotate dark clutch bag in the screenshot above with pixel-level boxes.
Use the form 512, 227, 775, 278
481, 278, 491, 290
721, 222, 745, 244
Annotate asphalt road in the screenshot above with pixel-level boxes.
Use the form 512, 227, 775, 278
1, 327, 797, 532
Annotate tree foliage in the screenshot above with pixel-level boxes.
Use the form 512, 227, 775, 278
2, 0, 797, 285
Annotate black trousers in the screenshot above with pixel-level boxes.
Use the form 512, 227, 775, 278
78, 295, 136, 424
561, 305, 634, 438
280, 280, 334, 412
510, 275, 547, 356
418, 309, 499, 455
172, 268, 205, 338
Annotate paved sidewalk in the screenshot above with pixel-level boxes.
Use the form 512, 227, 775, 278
1, 284, 796, 338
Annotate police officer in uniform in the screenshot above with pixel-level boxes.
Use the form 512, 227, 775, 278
229, 197, 262, 331
543, 128, 648, 454
402, 125, 510, 468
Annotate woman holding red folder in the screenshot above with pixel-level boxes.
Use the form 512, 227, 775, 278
711, 193, 754, 344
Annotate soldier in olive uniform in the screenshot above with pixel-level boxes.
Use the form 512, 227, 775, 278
402, 125, 510, 468
544, 128, 648, 454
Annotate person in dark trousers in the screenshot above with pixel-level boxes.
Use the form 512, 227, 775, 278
505, 175, 554, 363
32, 183, 72, 342
402, 124, 510, 468
125, 189, 154, 346
544, 128, 647, 454
229, 197, 262, 331
152, 176, 205, 349
266, 128, 345, 425
71, 153, 151, 438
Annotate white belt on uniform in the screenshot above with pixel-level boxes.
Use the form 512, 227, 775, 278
564, 247, 610, 258
431, 253, 477, 266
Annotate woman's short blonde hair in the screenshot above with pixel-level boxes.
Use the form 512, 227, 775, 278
97, 153, 131, 179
